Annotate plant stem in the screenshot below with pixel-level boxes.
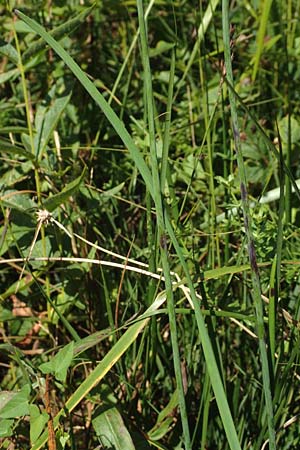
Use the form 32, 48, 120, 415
222, 1, 276, 448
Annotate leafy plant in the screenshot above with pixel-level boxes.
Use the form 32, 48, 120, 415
0, 1, 300, 449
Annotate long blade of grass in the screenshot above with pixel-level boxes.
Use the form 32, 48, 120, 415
174, 0, 219, 98
165, 214, 242, 450
22, 4, 96, 62
136, 2, 191, 448
222, 1, 276, 448
251, 0, 273, 81
30, 292, 167, 450
14, 8, 154, 201
224, 79, 300, 203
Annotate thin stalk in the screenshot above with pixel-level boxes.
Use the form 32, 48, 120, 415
12, 23, 41, 205
136, 1, 191, 448
222, 1, 276, 448
165, 215, 242, 450
12, 23, 51, 314
198, 44, 217, 267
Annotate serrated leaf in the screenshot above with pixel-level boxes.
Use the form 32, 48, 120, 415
93, 406, 135, 450
42, 167, 86, 212
39, 341, 74, 382
0, 384, 30, 419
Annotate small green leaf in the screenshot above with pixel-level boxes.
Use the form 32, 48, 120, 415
148, 389, 178, 441
39, 341, 74, 382
0, 38, 19, 64
0, 419, 14, 438
0, 67, 19, 84
93, 406, 136, 450
0, 138, 35, 161
42, 167, 86, 212
30, 404, 49, 445
149, 40, 175, 57
34, 87, 72, 159
148, 417, 173, 441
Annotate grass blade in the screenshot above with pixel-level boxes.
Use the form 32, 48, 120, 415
222, 1, 276, 447
30, 293, 167, 450
136, 1, 191, 447
14, 8, 154, 201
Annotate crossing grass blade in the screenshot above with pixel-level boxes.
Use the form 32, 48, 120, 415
14, 9, 154, 202
222, 1, 276, 448
30, 293, 167, 450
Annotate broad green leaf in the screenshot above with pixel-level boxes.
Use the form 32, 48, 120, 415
42, 167, 86, 212
29, 404, 49, 445
278, 115, 300, 147
39, 341, 74, 382
93, 406, 135, 450
0, 384, 30, 419
0, 190, 36, 212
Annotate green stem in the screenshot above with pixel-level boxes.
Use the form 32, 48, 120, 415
136, 1, 191, 448
222, 1, 276, 448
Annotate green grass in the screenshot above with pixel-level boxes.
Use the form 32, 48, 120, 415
0, 1, 300, 449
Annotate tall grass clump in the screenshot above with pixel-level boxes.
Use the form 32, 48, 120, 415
0, 1, 300, 449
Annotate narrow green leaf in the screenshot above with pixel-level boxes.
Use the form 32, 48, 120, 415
0, 67, 19, 84
0, 38, 19, 64
34, 87, 72, 158
42, 167, 86, 212
148, 389, 178, 441
15, 9, 154, 200
165, 214, 242, 450
0, 137, 35, 161
251, 0, 273, 81
30, 292, 167, 450
73, 329, 112, 356
22, 4, 96, 62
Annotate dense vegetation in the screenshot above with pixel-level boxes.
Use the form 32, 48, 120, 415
0, 1, 300, 449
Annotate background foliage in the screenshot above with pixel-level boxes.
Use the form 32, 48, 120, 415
0, 0, 300, 449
